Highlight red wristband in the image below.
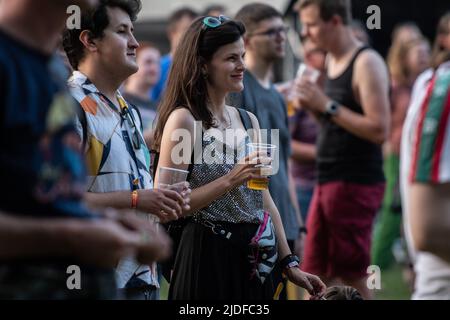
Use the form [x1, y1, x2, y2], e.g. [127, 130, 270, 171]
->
[131, 190, 139, 209]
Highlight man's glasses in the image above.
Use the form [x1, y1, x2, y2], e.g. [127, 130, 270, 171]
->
[202, 15, 230, 29]
[250, 26, 290, 38]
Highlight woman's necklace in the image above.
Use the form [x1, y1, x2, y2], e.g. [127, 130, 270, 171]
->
[215, 108, 232, 130]
[224, 108, 232, 130]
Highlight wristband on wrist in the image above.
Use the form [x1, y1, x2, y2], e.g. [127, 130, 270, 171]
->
[299, 226, 308, 235]
[280, 254, 300, 272]
[131, 190, 139, 209]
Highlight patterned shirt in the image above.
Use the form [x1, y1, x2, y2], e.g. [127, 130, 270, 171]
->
[68, 71, 158, 289]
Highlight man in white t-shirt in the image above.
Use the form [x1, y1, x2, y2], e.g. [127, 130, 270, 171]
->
[400, 60, 450, 299]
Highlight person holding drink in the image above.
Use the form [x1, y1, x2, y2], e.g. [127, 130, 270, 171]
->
[288, 36, 326, 222]
[62, 0, 190, 300]
[153, 15, 326, 300]
[246, 143, 276, 191]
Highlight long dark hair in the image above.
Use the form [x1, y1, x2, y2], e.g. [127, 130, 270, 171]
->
[153, 17, 245, 151]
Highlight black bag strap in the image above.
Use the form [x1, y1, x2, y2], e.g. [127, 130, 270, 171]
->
[236, 107, 253, 131]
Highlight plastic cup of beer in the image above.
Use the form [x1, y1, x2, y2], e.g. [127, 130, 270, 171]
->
[286, 90, 299, 117]
[276, 81, 297, 117]
[246, 143, 276, 191]
[158, 167, 189, 190]
[296, 63, 320, 83]
[286, 64, 320, 115]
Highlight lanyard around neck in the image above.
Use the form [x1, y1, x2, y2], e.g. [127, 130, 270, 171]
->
[98, 92, 145, 189]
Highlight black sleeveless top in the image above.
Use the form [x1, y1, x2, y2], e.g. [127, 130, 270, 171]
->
[317, 46, 385, 184]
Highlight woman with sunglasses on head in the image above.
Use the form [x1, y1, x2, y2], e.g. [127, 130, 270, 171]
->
[153, 16, 326, 300]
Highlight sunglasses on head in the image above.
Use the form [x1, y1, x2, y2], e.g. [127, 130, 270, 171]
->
[202, 15, 230, 29]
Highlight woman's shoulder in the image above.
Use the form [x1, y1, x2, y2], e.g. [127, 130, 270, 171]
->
[167, 106, 196, 127]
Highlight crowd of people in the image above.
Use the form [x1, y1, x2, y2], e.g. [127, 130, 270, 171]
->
[0, 0, 449, 300]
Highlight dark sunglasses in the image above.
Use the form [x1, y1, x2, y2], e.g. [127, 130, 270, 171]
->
[202, 15, 230, 29]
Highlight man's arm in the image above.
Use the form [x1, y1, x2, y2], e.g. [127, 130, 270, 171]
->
[84, 189, 188, 222]
[298, 50, 390, 145]
[0, 212, 76, 259]
[0, 211, 171, 267]
[329, 51, 390, 144]
[409, 183, 450, 263]
[291, 140, 316, 164]
[340, 50, 391, 144]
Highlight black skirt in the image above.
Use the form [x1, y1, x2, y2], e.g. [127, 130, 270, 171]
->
[169, 221, 279, 300]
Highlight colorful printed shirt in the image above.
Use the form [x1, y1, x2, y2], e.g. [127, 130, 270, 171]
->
[68, 71, 158, 289]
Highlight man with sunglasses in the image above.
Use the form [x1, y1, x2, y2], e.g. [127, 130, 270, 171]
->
[232, 3, 306, 300]
[63, 0, 191, 300]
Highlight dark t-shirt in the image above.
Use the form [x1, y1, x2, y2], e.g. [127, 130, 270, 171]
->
[228, 71, 299, 240]
[0, 29, 95, 219]
[319, 47, 385, 184]
[0, 30, 115, 299]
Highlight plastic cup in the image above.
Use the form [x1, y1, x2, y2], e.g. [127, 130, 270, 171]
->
[158, 167, 189, 190]
[246, 143, 277, 191]
[296, 63, 320, 83]
[286, 64, 320, 114]
[276, 81, 297, 117]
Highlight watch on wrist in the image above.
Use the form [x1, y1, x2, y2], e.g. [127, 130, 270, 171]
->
[299, 226, 308, 235]
[324, 100, 340, 119]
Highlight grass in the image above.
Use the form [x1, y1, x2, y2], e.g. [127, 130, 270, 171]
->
[374, 263, 412, 300]
[160, 278, 169, 300]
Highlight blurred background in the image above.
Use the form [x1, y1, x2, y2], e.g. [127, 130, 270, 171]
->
[131, 0, 448, 300]
[134, 0, 448, 82]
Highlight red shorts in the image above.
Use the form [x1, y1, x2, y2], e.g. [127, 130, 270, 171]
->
[302, 181, 385, 280]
